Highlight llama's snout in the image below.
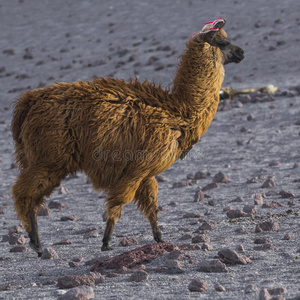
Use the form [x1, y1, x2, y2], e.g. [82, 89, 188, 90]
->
[233, 46, 244, 63]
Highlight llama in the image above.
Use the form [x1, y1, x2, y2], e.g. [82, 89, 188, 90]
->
[11, 18, 244, 256]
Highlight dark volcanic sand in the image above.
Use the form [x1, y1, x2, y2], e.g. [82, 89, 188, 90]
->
[0, 0, 300, 299]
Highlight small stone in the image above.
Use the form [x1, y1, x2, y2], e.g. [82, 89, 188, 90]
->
[57, 275, 95, 289]
[173, 181, 188, 188]
[168, 201, 178, 207]
[23, 48, 33, 59]
[223, 206, 232, 212]
[3, 49, 15, 55]
[53, 239, 72, 245]
[215, 283, 226, 292]
[235, 226, 248, 234]
[198, 221, 217, 230]
[253, 244, 273, 251]
[60, 215, 77, 221]
[201, 243, 213, 251]
[41, 247, 59, 259]
[293, 163, 299, 168]
[232, 196, 244, 202]
[237, 244, 245, 252]
[120, 237, 139, 247]
[279, 190, 295, 198]
[188, 279, 208, 292]
[128, 271, 149, 282]
[288, 201, 296, 207]
[247, 177, 260, 184]
[183, 212, 201, 218]
[247, 114, 254, 121]
[213, 171, 233, 183]
[283, 234, 291, 240]
[194, 189, 204, 202]
[37, 206, 51, 216]
[261, 178, 276, 188]
[179, 244, 201, 251]
[68, 261, 79, 268]
[9, 245, 30, 253]
[207, 200, 215, 206]
[187, 173, 195, 179]
[155, 174, 168, 182]
[179, 234, 193, 241]
[60, 186, 67, 194]
[254, 238, 271, 244]
[8, 225, 23, 234]
[197, 259, 228, 273]
[259, 288, 271, 300]
[218, 248, 251, 265]
[0, 207, 5, 214]
[226, 209, 247, 219]
[48, 201, 63, 210]
[194, 171, 207, 179]
[164, 260, 185, 274]
[166, 250, 185, 260]
[268, 287, 287, 295]
[255, 221, 280, 232]
[202, 182, 218, 191]
[262, 201, 283, 208]
[58, 286, 94, 300]
[245, 284, 258, 294]
[8, 233, 26, 245]
[243, 205, 257, 216]
[75, 226, 97, 234]
[89, 272, 105, 284]
[254, 193, 264, 205]
[192, 234, 210, 243]
[83, 231, 99, 239]
[268, 161, 281, 167]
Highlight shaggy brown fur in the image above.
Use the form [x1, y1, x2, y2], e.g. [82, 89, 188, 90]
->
[11, 19, 244, 255]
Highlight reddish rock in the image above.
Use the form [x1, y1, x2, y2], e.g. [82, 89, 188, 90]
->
[255, 221, 280, 232]
[57, 275, 95, 289]
[279, 190, 295, 198]
[91, 243, 179, 272]
[8, 225, 24, 234]
[253, 244, 273, 251]
[254, 193, 264, 205]
[261, 178, 276, 188]
[179, 244, 201, 251]
[120, 237, 139, 247]
[194, 189, 204, 202]
[192, 234, 210, 244]
[8, 233, 26, 245]
[41, 247, 59, 259]
[213, 171, 233, 183]
[188, 279, 208, 292]
[262, 201, 283, 208]
[53, 239, 72, 245]
[215, 283, 226, 292]
[183, 212, 201, 218]
[226, 209, 247, 219]
[218, 248, 251, 265]
[9, 245, 30, 253]
[202, 182, 218, 191]
[58, 286, 94, 300]
[197, 259, 228, 273]
[60, 215, 77, 221]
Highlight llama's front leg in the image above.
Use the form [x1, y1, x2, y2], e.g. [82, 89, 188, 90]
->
[135, 177, 165, 244]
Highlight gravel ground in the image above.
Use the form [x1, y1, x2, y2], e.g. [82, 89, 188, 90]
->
[0, 0, 300, 299]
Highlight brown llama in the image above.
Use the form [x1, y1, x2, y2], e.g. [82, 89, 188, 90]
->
[11, 18, 244, 256]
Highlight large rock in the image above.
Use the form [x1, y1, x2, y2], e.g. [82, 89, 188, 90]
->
[57, 275, 95, 289]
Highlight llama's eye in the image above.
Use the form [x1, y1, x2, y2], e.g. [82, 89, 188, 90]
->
[217, 41, 229, 49]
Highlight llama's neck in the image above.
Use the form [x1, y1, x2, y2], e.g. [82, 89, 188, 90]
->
[171, 39, 224, 120]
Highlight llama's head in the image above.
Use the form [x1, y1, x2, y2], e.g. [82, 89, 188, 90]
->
[193, 18, 244, 65]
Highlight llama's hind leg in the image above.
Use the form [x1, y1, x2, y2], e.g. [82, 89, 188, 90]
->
[12, 167, 66, 256]
[135, 177, 164, 243]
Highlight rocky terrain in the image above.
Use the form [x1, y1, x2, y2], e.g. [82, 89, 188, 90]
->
[0, 0, 300, 299]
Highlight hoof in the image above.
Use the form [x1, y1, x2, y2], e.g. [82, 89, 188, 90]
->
[38, 251, 42, 257]
[101, 245, 113, 251]
[29, 241, 42, 256]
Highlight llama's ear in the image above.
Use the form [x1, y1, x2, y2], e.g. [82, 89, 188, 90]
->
[200, 18, 226, 44]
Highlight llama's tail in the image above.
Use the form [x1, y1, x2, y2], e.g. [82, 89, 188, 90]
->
[11, 91, 32, 168]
